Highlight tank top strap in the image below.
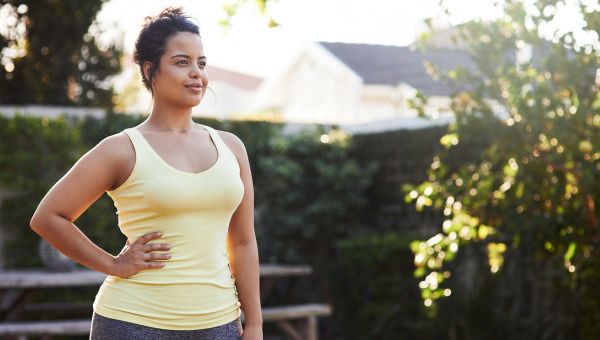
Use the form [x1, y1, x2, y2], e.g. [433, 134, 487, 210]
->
[123, 127, 148, 153]
[121, 127, 156, 164]
[199, 124, 226, 152]
[199, 124, 241, 173]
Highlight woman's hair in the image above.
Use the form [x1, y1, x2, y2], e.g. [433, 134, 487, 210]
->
[133, 7, 200, 94]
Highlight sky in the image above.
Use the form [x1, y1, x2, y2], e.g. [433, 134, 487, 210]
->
[1, 0, 595, 87]
[95, 0, 505, 80]
[90, 0, 596, 113]
[0, 0, 596, 116]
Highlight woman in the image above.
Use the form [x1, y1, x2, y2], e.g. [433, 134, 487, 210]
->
[29, 7, 262, 340]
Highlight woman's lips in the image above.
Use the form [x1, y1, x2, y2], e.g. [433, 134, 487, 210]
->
[184, 85, 202, 94]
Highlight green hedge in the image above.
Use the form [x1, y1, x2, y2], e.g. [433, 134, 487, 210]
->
[331, 231, 433, 339]
[0, 112, 377, 301]
[5, 112, 597, 339]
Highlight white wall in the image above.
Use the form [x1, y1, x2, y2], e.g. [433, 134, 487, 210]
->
[0, 105, 106, 119]
[254, 42, 363, 124]
[192, 80, 260, 120]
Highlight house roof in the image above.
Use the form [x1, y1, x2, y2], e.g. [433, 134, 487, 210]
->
[205, 64, 264, 91]
[318, 41, 475, 96]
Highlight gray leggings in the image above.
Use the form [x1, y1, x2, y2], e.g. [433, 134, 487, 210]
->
[89, 312, 243, 340]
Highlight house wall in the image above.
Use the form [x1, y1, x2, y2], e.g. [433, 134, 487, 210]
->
[253, 42, 467, 125]
[192, 80, 259, 120]
[254, 43, 363, 124]
[357, 84, 403, 122]
[354, 83, 455, 123]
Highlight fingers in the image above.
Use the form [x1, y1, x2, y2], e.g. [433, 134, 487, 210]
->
[132, 231, 163, 245]
[142, 242, 171, 253]
[133, 232, 171, 252]
[143, 252, 172, 261]
[146, 262, 166, 269]
[127, 232, 172, 271]
[133, 250, 170, 271]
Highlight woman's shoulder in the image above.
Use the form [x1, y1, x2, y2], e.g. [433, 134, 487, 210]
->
[98, 130, 135, 160]
[93, 131, 136, 191]
[209, 127, 247, 160]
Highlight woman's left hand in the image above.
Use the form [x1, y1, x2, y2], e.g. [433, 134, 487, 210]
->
[241, 324, 263, 340]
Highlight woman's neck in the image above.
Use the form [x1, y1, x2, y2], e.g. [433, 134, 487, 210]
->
[144, 102, 195, 132]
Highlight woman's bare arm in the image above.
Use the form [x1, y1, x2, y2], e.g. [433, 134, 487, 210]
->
[223, 131, 263, 329]
[30, 133, 132, 275]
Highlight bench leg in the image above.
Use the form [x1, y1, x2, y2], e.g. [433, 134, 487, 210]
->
[275, 317, 319, 340]
[1, 289, 34, 321]
[275, 320, 303, 340]
[304, 316, 318, 340]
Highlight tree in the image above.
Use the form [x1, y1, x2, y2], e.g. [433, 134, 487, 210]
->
[405, 0, 599, 338]
[218, 0, 279, 29]
[0, 0, 122, 108]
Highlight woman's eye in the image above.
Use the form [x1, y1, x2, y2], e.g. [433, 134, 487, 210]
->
[177, 60, 188, 65]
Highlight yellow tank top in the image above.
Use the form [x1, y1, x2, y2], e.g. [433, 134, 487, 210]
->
[92, 124, 244, 330]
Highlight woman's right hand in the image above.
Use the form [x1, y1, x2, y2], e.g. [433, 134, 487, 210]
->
[111, 231, 171, 279]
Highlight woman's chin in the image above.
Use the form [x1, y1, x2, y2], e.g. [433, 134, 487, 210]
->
[181, 96, 202, 107]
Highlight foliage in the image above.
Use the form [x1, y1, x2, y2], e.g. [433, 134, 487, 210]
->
[404, 0, 600, 338]
[219, 0, 279, 28]
[0, 112, 137, 267]
[0, 0, 122, 107]
[0, 114, 84, 267]
[578, 255, 600, 338]
[256, 126, 372, 259]
[254, 124, 378, 299]
[331, 232, 432, 340]
[348, 125, 449, 235]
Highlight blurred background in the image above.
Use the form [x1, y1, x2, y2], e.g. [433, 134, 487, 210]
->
[0, 0, 598, 339]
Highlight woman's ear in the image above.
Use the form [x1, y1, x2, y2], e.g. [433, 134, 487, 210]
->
[143, 61, 153, 81]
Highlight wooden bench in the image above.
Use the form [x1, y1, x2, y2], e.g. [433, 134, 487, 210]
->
[0, 319, 90, 338]
[0, 303, 332, 340]
[242, 303, 332, 340]
[0, 266, 329, 338]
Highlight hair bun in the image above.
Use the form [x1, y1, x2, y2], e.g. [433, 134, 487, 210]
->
[159, 6, 186, 18]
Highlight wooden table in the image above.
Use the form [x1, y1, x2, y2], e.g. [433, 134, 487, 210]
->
[0, 264, 312, 288]
[0, 264, 331, 340]
[0, 264, 312, 322]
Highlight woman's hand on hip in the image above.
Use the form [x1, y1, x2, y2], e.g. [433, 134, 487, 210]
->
[110, 231, 171, 278]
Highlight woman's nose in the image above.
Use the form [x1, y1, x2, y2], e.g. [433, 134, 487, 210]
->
[190, 64, 202, 77]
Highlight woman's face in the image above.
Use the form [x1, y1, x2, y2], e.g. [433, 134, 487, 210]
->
[144, 31, 209, 107]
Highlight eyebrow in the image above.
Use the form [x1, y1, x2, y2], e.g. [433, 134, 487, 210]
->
[171, 54, 207, 60]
